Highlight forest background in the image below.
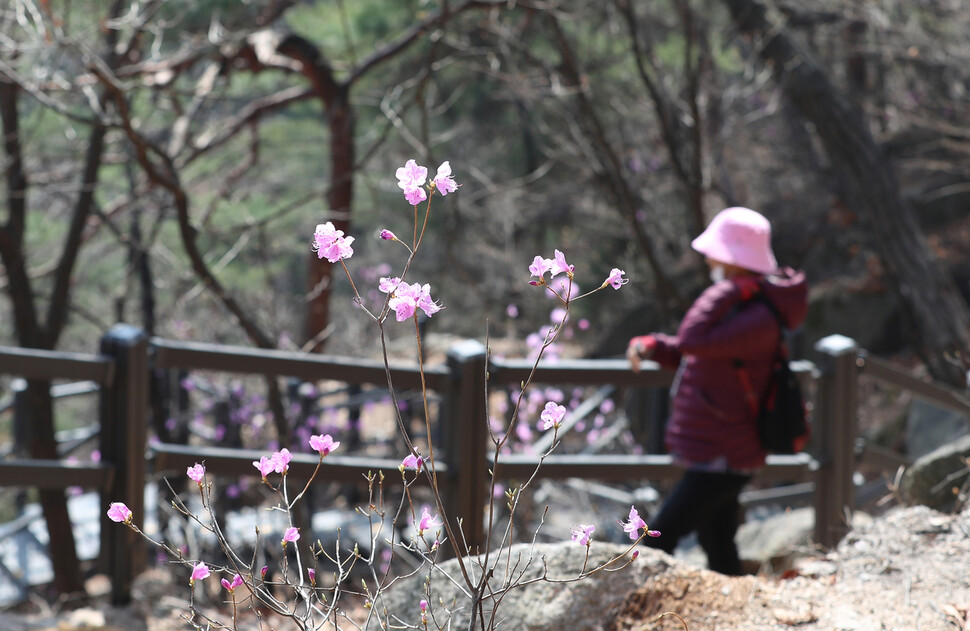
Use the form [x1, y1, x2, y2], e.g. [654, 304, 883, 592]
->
[2, 0, 970, 598]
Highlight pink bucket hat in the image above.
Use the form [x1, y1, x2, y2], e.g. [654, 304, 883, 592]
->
[691, 207, 778, 274]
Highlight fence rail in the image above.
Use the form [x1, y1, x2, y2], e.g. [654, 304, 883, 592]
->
[0, 327, 946, 604]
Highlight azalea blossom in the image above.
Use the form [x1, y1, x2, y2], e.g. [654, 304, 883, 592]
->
[221, 574, 243, 592]
[308, 568, 316, 584]
[621, 505, 648, 540]
[604, 268, 628, 290]
[253, 455, 274, 479]
[432, 161, 458, 196]
[282, 527, 300, 546]
[106, 502, 132, 524]
[379, 276, 402, 293]
[270, 448, 292, 474]
[396, 159, 428, 205]
[384, 280, 442, 322]
[401, 453, 424, 471]
[186, 463, 205, 484]
[538, 401, 566, 431]
[571, 524, 595, 546]
[549, 249, 574, 277]
[379, 229, 397, 241]
[417, 506, 441, 534]
[309, 434, 340, 457]
[190, 562, 210, 585]
[312, 222, 355, 263]
[529, 255, 552, 282]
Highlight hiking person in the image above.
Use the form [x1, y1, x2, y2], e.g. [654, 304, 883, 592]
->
[626, 206, 808, 575]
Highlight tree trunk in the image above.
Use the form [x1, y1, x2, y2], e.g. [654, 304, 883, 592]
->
[26, 380, 85, 595]
[306, 93, 353, 350]
[722, 0, 970, 386]
[0, 78, 86, 596]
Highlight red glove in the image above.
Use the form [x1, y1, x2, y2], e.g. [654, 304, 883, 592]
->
[733, 275, 761, 301]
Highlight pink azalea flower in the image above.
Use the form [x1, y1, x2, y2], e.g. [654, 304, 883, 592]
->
[260, 565, 268, 579]
[387, 281, 442, 322]
[529, 255, 552, 281]
[417, 506, 441, 534]
[401, 453, 424, 471]
[621, 505, 648, 540]
[420, 599, 428, 613]
[538, 401, 566, 431]
[253, 455, 274, 479]
[571, 524, 595, 546]
[190, 562, 210, 584]
[221, 573, 243, 592]
[647, 529, 661, 537]
[186, 463, 205, 484]
[309, 434, 340, 457]
[308, 568, 316, 584]
[432, 161, 458, 196]
[396, 159, 428, 205]
[282, 526, 300, 546]
[604, 268, 628, 290]
[549, 250, 574, 277]
[404, 187, 427, 205]
[379, 276, 402, 293]
[270, 448, 292, 474]
[106, 502, 132, 524]
[379, 229, 397, 241]
[312, 222, 355, 263]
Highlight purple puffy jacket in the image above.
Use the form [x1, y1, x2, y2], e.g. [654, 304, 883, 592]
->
[649, 268, 808, 470]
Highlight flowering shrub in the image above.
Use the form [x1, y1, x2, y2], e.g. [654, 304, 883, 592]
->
[109, 160, 655, 630]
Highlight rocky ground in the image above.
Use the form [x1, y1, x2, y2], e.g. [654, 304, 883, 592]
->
[611, 504, 970, 631]
[3, 503, 970, 630]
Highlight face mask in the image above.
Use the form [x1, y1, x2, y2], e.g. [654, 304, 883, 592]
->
[709, 265, 726, 284]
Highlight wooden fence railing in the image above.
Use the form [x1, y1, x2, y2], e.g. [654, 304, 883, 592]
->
[1, 326, 966, 604]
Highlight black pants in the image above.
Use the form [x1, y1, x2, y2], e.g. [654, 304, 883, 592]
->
[643, 469, 752, 575]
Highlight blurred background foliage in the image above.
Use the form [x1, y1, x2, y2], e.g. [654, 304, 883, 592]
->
[1, 0, 969, 363]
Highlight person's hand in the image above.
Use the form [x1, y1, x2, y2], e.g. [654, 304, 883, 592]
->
[626, 335, 656, 373]
[733, 275, 761, 301]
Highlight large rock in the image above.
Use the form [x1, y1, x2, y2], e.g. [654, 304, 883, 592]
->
[901, 433, 970, 510]
[377, 542, 671, 631]
[905, 398, 968, 459]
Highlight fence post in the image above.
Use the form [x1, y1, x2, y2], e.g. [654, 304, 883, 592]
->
[443, 339, 488, 555]
[812, 334, 859, 548]
[98, 324, 149, 605]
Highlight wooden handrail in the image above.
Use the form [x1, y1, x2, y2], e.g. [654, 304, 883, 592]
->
[490, 453, 816, 483]
[0, 461, 113, 490]
[858, 352, 970, 417]
[151, 337, 450, 391]
[0, 346, 114, 384]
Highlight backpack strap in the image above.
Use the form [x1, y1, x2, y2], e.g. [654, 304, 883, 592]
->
[733, 292, 787, 417]
[734, 359, 760, 418]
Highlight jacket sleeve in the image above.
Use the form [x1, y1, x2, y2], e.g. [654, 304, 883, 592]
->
[674, 280, 778, 359]
[649, 332, 683, 370]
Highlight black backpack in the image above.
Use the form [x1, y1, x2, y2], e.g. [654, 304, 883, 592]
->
[734, 295, 810, 454]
